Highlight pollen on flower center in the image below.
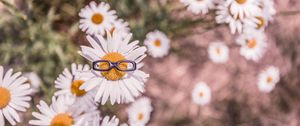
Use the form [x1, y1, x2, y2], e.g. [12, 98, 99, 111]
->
[199, 91, 204, 97]
[256, 16, 265, 29]
[137, 113, 144, 121]
[216, 48, 221, 55]
[91, 13, 104, 24]
[0, 87, 11, 109]
[247, 39, 257, 48]
[71, 80, 86, 97]
[154, 40, 161, 47]
[267, 76, 273, 84]
[236, 0, 247, 4]
[100, 52, 127, 81]
[51, 113, 74, 126]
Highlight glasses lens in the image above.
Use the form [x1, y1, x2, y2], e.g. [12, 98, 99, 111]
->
[94, 61, 110, 71]
[117, 61, 135, 71]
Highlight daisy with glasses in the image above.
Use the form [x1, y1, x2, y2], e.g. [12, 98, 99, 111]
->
[0, 66, 32, 126]
[78, 30, 149, 105]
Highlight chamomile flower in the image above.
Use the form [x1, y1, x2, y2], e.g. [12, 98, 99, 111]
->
[127, 97, 153, 126]
[236, 29, 267, 61]
[144, 30, 170, 58]
[192, 82, 211, 106]
[23, 72, 41, 94]
[29, 96, 96, 126]
[259, 0, 276, 22]
[226, 0, 260, 19]
[101, 116, 119, 126]
[258, 66, 280, 93]
[180, 0, 215, 14]
[54, 63, 96, 112]
[216, 3, 257, 34]
[79, 1, 117, 35]
[208, 42, 229, 63]
[78, 30, 149, 105]
[0, 66, 32, 126]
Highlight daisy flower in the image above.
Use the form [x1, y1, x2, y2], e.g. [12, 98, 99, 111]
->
[258, 66, 280, 93]
[208, 42, 229, 63]
[110, 19, 130, 38]
[127, 97, 153, 126]
[23, 72, 41, 94]
[216, 2, 257, 34]
[79, 1, 117, 35]
[180, 0, 215, 14]
[236, 29, 267, 61]
[54, 63, 97, 112]
[226, 0, 260, 19]
[78, 30, 149, 105]
[101, 116, 119, 126]
[192, 82, 211, 106]
[258, 0, 276, 22]
[144, 30, 170, 58]
[0, 66, 32, 126]
[29, 96, 98, 126]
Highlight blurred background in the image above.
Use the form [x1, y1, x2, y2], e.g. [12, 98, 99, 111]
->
[0, 0, 299, 126]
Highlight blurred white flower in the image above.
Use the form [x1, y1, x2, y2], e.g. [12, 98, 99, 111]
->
[23, 72, 41, 94]
[127, 97, 153, 126]
[258, 66, 280, 93]
[0, 66, 32, 126]
[101, 116, 119, 126]
[30, 96, 99, 126]
[208, 42, 229, 63]
[78, 30, 149, 105]
[259, 0, 276, 22]
[225, 0, 260, 19]
[236, 29, 267, 61]
[180, 0, 215, 14]
[144, 30, 170, 58]
[54, 63, 97, 112]
[110, 19, 130, 38]
[192, 82, 211, 106]
[79, 1, 117, 35]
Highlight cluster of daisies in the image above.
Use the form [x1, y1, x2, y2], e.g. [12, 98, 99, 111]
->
[181, 0, 280, 105]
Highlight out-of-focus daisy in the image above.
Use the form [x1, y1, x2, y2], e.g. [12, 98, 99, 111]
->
[29, 96, 97, 126]
[226, 0, 260, 19]
[259, 0, 276, 22]
[79, 1, 117, 35]
[0, 66, 32, 126]
[216, 2, 257, 34]
[208, 42, 229, 63]
[192, 82, 211, 106]
[127, 97, 153, 126]
[236, 29, 267, 61]
[258, 66, 280, 93]
[54, 63, 96, 112]
[101, 116, 119, 126]
[79, 30, 149, 105]
[144, 30, 170, 58]
[23, 72, 41, 94]
[180, 0, 215, 14]
[110, 19, 130, 38]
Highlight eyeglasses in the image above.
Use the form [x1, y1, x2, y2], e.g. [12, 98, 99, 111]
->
[92, 60, 137, 71]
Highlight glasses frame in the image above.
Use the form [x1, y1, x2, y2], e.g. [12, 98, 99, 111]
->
[92, 60, 137, 72]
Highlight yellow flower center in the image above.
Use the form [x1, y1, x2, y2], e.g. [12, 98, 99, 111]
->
[51, 113, 74, 126]
[267, 76, 273, 84]
[256, 16, 265, 29]
[137, 113, 144, 121]
[100, 52, 127, 81]
[235, 0, 247, 4]
[91, 13, 104, 24]
[216, 48, 221, 55]
[247, 39, 257, 48]
[71, 80, 86, 97]
[199, 91, 204, 97]
[0, 87, 11, 109]
[154, 40, 161, 47]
